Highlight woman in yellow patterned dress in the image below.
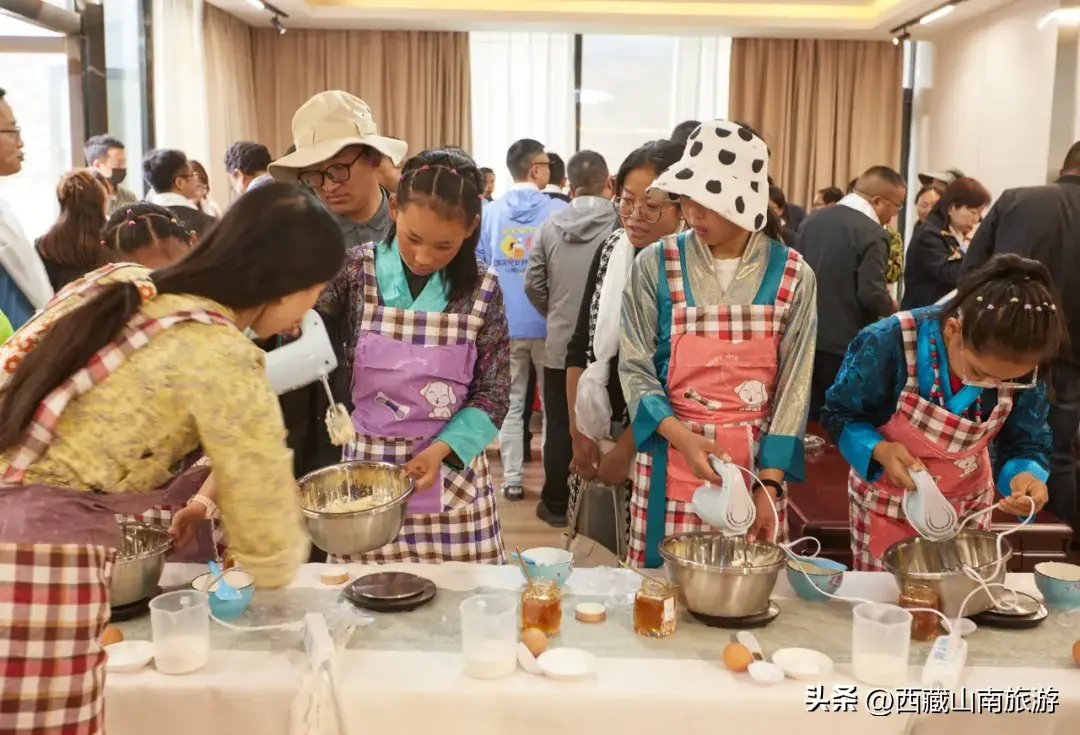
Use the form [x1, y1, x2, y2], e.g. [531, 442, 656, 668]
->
[0, 183, 344, 735]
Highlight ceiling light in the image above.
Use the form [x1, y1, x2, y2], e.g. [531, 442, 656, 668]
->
[1038, 8, 1080, 29]
[246, 0, 266, 9]
[892, 30, 910, 45]
[919, 4, 955, 24]
[271, 15, 286, 34]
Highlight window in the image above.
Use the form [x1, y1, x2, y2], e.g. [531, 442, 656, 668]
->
[0, 53, 73, 240]
[105, 0, 150, 197]
[469, 33, 732, 192]
[469, 32, 575, 198]
[579, 35, 732, 171]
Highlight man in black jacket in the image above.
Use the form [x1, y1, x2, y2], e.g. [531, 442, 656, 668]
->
[796, 165, 905, 421]
[962, 142, 1080, 530]
[143, 149, 218, 238]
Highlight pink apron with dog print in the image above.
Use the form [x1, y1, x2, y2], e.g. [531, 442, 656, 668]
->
[627, 233, 799, 567]
[847, 312, 1012, 571]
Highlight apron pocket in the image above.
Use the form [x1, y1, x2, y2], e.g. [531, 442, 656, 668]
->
[867, 511, 915, 562]
[665, 425, 754, 503]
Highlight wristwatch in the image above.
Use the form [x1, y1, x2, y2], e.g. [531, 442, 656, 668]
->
[754, 478, 785, 499]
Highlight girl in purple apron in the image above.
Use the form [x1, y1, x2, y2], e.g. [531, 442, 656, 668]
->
[315, 149, 510, 563]
[0, 184, 343, 735]
[619, 121, 818, 568]
[821, 255, 1064, 570]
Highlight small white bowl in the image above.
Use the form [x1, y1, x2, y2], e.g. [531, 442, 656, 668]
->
[105, 640, 154, 673]
[537, 648, 596, 681]
[770, 648, 834, 681]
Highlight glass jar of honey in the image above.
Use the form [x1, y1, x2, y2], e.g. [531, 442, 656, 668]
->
[634, 578, 677, 639]
[898, 582, 941, 642]
[521, 579, 562, 636]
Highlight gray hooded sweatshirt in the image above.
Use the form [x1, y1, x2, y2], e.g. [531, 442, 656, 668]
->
[524, 196, 619, 368]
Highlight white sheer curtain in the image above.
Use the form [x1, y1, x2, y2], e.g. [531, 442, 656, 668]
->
[671, 37, 732, 124]
[469, 32, 575, 198]
[151, 0, 210, 188]
[579, 35, 731, 173]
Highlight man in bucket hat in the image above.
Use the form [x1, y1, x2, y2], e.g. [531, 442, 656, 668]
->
[268, 92, 408, 502]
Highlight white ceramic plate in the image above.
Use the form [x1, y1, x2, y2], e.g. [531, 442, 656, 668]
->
[537, 648, 596, 681]
[105, 640, 154, 673]
[770, 648, 834, 681]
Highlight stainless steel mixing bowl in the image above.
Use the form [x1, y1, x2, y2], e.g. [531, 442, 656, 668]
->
[110, 522, 171, 607]
[882, 530, 1013, 618]
[658, 532, 785, 618]
[298, 460, 415, 556]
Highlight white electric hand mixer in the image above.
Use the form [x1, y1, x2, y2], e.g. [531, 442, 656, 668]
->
[692, 455, 758, 537]
[903, 469, 959, 541]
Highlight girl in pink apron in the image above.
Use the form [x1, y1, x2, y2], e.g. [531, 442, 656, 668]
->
[315, 149, 511, 563]
[619, 121, 818, 568]
[0, 184, 343, 735]
[821, 254, 1065, 571]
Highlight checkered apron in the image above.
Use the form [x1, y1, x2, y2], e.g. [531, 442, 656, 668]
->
[847, 312, 1012, 571]
[0, 301, 234, 735]
[334, 246, 505, 564]
[627, 235, 801, 567]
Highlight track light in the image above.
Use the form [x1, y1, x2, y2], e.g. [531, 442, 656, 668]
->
[271, 14, 286, 34]
[919, 4, 955, 24]
[892, 30, 910, 46]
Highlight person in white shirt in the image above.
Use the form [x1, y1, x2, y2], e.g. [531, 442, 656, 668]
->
[542, 152, 570, 203]
[0, 87, 53, 329]
[143, 148, 217, 239]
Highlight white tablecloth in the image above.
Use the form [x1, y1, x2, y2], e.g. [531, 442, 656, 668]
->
[106, 564, 1080, 735]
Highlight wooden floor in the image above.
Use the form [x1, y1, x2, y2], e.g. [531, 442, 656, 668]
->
[486, 436, 565, 551]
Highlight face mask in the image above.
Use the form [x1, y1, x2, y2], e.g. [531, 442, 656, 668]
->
[110, 167, 127, 187]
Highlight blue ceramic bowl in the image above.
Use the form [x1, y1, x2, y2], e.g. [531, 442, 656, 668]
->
[786, 556, 846, 602]
[191, 569, 255, 620]
[514, 547, 575, 587]
[1033, 562, 1080, 609]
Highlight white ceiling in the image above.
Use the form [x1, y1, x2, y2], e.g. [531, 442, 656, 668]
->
[207, 0, 1017, 39]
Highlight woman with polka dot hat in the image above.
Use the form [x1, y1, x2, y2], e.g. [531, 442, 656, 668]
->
[618, 120, 818, 567]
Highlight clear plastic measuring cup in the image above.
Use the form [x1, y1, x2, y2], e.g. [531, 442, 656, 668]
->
[460, 594, 518, 680]
[150, 590, 210, 675]
[851, 602, 912, 686]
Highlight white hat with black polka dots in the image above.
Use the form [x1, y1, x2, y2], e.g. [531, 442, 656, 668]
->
[648, 120, 771, 233]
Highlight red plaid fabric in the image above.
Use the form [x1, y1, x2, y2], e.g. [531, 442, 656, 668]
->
[626, 237, 802, 566]
[331, 245, 504, 564]
[2, 309, 234, 484]
[0, 543, 115, 735]
[847, 311, 1010, 569]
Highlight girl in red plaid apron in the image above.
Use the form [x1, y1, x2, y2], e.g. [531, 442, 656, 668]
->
[327, 153, 510, 564]
[626, 231, 803, 567]
[0, 272, 237, 735]
[622, 121, 817, 568]
[820, 258, 1065, 571]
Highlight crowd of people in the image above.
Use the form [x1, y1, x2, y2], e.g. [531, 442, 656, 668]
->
[1, 81, 1079, 732]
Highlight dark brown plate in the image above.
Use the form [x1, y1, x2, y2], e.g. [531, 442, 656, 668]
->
[985, 590, 1042, 617]
[347, 572, 429, 601]
[970, 601, 1048, 630]
[689, 600, 781, 629]
[343, 577, 436, 613]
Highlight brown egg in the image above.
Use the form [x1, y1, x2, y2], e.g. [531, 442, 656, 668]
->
[722, 642, 753, 672]
[521, 627, 548, 657]
[102, 625, 124, 647]
[1072, 640, 1080, 666]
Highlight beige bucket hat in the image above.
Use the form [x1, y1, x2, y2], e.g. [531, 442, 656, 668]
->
[268, 91, 408, 181]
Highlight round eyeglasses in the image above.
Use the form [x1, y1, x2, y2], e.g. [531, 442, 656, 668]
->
[612, 196, 675, 225]
[298, 151, 367, 189]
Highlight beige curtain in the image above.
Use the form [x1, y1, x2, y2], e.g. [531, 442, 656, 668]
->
[250, 30, 471, 162]
[203, 4, 259, 210]
[728, 38, 903, 208]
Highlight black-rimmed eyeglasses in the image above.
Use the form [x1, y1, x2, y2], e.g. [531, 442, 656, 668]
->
[299, 151, 367, 189]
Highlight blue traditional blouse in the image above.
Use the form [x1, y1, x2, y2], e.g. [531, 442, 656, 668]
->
[820, 307, 1051, 492]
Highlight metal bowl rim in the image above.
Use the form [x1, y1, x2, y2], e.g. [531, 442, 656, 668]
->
[880, 530, 1014, 579]
[116, 522, 172, 564]
[657, 532, 786, 575]
[298, 460, 416, 518]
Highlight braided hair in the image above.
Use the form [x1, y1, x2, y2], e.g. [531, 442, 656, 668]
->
[101, 202, 193, 259]
[391, 148, 485, 302]
[941, 254, 1067, 363]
